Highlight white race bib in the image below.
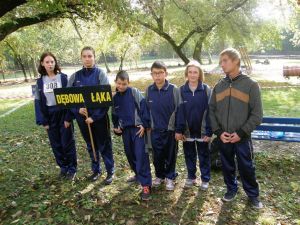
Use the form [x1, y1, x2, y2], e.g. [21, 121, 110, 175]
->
[43, 80, 62, 93]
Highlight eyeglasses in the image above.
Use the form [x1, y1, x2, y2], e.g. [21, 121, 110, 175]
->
[151, 71, 165, 76]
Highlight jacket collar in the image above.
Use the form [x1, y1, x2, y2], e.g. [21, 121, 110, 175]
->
[224, 71, 245, 82]
[82, 65, 97, 75]
[183, 81, 204, 93]
[115, 87, 130, 96]
[151, 79, 170, 91]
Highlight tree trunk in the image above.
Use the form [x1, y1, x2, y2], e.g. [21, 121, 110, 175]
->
[119, 48, 128, 71]
[192, 33, 208, 64]
[30, 57, 38, 77]
[1, 71, 4, 82]
[16, 56, 28, 82]
[161, 33, 190, 64]
[101, 52, 111, 73]
[208, 51, 213, 65]
[119, 56, 124, 71]
[26, 59, 32, 79]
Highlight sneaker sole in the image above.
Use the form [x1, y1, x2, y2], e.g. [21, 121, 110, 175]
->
[141, 196, 151, 201]
[166, 187, 175, 191]
[200, 186, 208, 191]
[252, 205, 263, 209]
[222, 196, 236, 202]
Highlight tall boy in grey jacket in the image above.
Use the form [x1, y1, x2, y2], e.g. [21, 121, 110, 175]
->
[209, 48, 263, 209]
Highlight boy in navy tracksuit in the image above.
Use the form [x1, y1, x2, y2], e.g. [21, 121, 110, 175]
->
[35, 52, 77, 180]
[176, 61, 212, 190]
[145, 61, 181, 191]
[112, 70, 152, 201]
[65, 46, 114, 184]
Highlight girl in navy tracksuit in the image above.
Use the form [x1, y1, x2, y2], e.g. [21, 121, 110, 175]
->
[176, 61, 212, 190]
[65, 46, 114, 184]
[34, 52, 77, 180]
[112, 70, 152, 201]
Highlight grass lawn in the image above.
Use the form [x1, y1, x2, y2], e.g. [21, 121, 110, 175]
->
[0, 72, 299, 224]
[0, 99, 29, 115]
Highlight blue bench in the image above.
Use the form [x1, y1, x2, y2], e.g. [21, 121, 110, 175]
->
[252, 117, 300, 142]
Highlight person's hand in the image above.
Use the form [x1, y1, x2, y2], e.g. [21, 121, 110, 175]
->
[230, 132, 241, 143]
[175, 133, 183, 141]
[79, 108, 87, 117]
[136, 125, 145, 137]
[203, 136, 211, 143]
[43, 125, 49, 130]
[85, 117, 94, 125]
[113, 127, 122, 134]
[220, 132, 231, 143]
[64, 121, 71, 128]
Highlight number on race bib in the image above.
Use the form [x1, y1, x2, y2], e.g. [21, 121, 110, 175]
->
[44, 81, 61, 93]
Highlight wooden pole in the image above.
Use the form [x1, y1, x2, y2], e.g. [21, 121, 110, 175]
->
[85, 109, 97, 162]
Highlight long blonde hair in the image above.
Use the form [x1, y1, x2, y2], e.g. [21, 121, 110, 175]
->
[185, 60, 204, 82]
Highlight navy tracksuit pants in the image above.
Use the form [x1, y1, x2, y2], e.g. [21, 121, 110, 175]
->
[122, 127, 152, 187]
[151, 130, 178, 180]
[76, 114, 114, 175]
[183, 141, 210, 182]
[219, 140, 259, 197]
[47, 107, 77, 174]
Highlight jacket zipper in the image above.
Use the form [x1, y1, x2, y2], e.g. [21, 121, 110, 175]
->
[227, 79, 232, 132]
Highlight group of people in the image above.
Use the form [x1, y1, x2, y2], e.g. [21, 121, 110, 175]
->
[34, 47, 263, 208]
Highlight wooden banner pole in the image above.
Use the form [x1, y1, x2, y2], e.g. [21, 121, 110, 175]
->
[85, 109, 97, 162]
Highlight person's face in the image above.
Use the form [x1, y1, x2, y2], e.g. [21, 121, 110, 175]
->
[115, 78, 129, 93]
[41, 56, 55, 74]
[187, 66, 200, 83]
[81, 50, 95, 68]
[220, 54, 239, 74]
[151, 68, 167, 86]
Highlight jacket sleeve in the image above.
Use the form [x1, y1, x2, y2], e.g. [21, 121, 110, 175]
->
[132, 88, 151, 128]
[173, 86, 183, 132]
[236, 82, 263, 138]
[209, 86, 224, 137]
[90, 69, 110, 121]
[201, 85, 213, 137]
[175, 87, 185, 134]
[64, 73, 76, 122]
[111, 96, 119, 128]
[34, 82, 48, 126]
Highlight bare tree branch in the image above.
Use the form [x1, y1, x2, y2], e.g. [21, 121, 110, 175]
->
[0, 0, 27, 18]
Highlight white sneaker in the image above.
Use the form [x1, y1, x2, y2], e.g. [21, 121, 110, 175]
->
[152, 177, 163, 187]
[184, 179, 197, 188]
[165, 178, 175, 191]
[200, 181, 209, 190]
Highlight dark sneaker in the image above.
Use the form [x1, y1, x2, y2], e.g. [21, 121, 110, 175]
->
[104, 173, 113, 185]
[222, 191, 237, 202]
[249, 197, 263, 209]
[127, 176, 137, 183]
[141, 186, 151, 201]
[89, 172, 101, 182]
[66, 173, 76, 182]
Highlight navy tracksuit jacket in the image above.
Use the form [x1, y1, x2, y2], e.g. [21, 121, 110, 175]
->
[34, 73, 77, 175]
[145, 80, 181, 180]
[112, 87, 152, 186]
[176, 81, 212, 181]
[66, 66, 114, 175]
